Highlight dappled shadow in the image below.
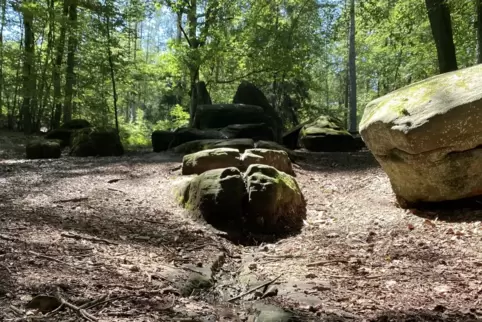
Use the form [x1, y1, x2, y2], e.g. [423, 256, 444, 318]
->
[408, 197, 482, 223]
[370, 309, 481, 321]
[295, 150, 380, 173]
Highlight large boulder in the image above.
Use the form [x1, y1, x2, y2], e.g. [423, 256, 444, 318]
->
[195, 81, 212, 106]
[170, 127, 226, 148]
[177, 167, 246, 229]
[152, 130, 175, 152]
[300, 115, 359, 152]
[193, 104, 268, 130]
[220, 123, 275, 141]
[233, 81, 284, 141]
[241, 149, 295, 176]
[70, 128, 124, 157]
[282, 122, 308, 150]
[44, 119, 91, 147]
[182, 148, 242, 175]
[26, 140, 61, 159]
[360, 65, 482, 207]
[60, 119, 91, 130]
[254, 140, 299, 161]
[173, 138, 255, 154]
[244, 164, 306, 233]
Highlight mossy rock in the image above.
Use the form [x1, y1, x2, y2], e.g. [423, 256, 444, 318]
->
[177, 167, 246, 229]
[60, 119, 91, 130]
[193, 104, 268, 130]
[182, 148, 242, 175]
[26, 140, 61, 159]
[44, 128, 75, 147]
[254, 140, 299, 161]
[220, 123, 275, 141]
[70, 128, 124, 157]
[244, 164, 306, 234]
[360, 64, 482, 206]
[173, 138, 254, 154]
[242, 149, 295, 176]
[299, 115, 360, 152]
[151, 130, 174, 152]
[170, 127, 226, 149]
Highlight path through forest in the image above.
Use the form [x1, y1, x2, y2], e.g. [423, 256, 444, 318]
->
[1, 131, 481, 321]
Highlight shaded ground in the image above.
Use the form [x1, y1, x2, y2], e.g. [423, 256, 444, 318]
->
[1, 130, 481, 321]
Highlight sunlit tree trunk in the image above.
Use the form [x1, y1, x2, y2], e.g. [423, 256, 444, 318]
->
[348, 0, 357, 133]
[424, 0, 458, 73]
[64, 0, 78, 124]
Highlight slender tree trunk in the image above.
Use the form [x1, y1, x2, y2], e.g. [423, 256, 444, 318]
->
[424, 0, 458, 73]
[52, 0, 68, 129]
[348, 0, 357, 133]
[0, 0, 6, 119]
[188, 0, 199, 126]
[63, 1, 77, 124]
[477, 0, 482, 63]
[176, 11, 182, 42]
[21, 3, 36, 134]
[106, 3, 119, 133]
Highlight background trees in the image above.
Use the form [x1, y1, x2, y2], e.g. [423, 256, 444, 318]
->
[0, 0, 480, 142]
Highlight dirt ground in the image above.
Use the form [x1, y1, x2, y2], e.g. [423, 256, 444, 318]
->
[1, 130, 481, 321]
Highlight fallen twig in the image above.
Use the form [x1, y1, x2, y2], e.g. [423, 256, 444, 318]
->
[56, 289, 98, 322]
[107, 187, 126, 194]
[0, 234, 19, 242]
[61, 232, 118, 245]
[1, 263, 12, 274]
[228, 274, 283, 302]
[53, 197, 89, 203]
[28, 251, 72, 266]
[84, 295, 129, 310]
[307, 259, 348, 267]
[107, 179, 122, 183]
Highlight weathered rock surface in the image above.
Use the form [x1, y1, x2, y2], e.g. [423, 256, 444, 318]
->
[242, 149, 295, 176]
[282, 122, 307, 149]
[300, 115, 359, 152]
[44, 119, 91, 148]
[195, 81, 212, 106]
[360, 65, 482, 206]
[254, 140, 299, 161]
[220, 123, 275, 142]
[233, 81, 284, 141]
[70, 128, 124, 157]
[177, 167, 246, 229]
[193, 104, 268, 131]
[170, 127, 226, 148]
[173, 138, 254, 154]
[182, 148, 242, 175]
[151, 130, 175, 152]
[244, 164, 306, 233]
[26, 140, 61, 159]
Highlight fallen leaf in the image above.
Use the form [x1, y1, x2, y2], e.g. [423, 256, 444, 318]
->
[423, 219, 436, 229]
[407, 223, 415, 231]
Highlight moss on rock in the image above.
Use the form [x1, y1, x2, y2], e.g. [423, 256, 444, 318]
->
[26, 140, 61, 159]
[70, 127, 124, 157]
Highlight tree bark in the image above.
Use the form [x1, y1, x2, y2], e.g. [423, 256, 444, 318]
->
[20, 3, 36, 134]
[63, 0, 78, 124]
[52, 0, 69, 129]
[106, 1, 119, 133]
[477, 0, 482, 63]
[187, 0, 199, 126]
[424, 0, 458, 73]
[0, 0, 6, 119]
[348, 0, 357, 133]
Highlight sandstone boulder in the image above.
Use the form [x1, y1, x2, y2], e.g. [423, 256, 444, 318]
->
[300, 115, 360, 152]
[193, 104, 268, 131]
[182, 148, 242, 175]
[151, 130, 175, 152]
[26, 140, 61, 159]
[44, 119, 91, 147]
[220, 123, 275, 142]
[244, 164, 306, 233]
[233, 81, 284, 141]
[241, 149, 295, 176]
[254, 140, 299, 161]
[282, 122, 307, 149]
[173, 138, 254, 154]
[70, 128, 124, 157]
[170, 127, 226, 148]
[360, 64, 482, 207]
[177, 167, 246, 229]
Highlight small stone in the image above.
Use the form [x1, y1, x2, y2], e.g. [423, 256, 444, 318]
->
[248, 263, 257, 270]
[305, 273, 317, 279]
[327, 232, 339, 238]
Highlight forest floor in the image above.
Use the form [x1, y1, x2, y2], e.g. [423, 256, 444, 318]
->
[1, 130, 482, 322]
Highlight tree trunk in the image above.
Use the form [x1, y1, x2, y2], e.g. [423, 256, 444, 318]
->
[52, 0, 69, 129]
[188, 0, 199, 127]
[21, 3, 36, 134]
[106, 2, 119, 133]
[63, 1, 78, 124]
[424, 0, 458, 73]
[348, 0, 357, 133]
[477, 0, 482, 63]
[0, 0, 6, 119]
